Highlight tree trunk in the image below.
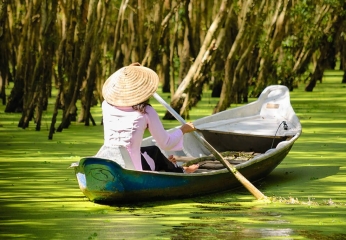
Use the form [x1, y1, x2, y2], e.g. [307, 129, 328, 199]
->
[5, 0, 34, 113]
[254, 0, 288, 95]
[19, 0, 58, 130]
[80, 0, 108, 126]
[306, 12, 344, 90]
[0, 0, 8, 105]
[57, 0, 89, 132]
[168, 10, 179, 97]
[165, 0, 229, 119]
[214, 0, 253, 113]
[141, 2, 163, 69]
[342, 41, 346, 83]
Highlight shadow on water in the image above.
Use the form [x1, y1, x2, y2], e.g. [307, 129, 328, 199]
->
[259, 165, 341, 192]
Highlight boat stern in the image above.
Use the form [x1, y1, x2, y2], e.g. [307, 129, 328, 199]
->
[70, 157, 126, 202]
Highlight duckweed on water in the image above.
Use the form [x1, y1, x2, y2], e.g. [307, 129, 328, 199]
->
[1, 77, 346, 239]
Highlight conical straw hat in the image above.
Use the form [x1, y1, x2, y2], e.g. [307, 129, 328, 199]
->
[102, 65, 159, 106]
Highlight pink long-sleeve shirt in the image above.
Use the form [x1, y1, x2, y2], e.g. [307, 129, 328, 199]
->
[102, 101, 183, 170]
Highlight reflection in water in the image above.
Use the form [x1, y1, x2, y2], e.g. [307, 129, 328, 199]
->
[243, 228, 294, 238]
[298, 231, 346, 240]
[158, 202, 346, 240]
[164, 222, 294, 239]
[164, 220, 345, 239]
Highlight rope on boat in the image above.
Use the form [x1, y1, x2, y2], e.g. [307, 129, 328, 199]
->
[270, 121, 289, 149]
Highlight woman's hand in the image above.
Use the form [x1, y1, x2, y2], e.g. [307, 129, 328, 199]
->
[180, 122, 196, 134]
[169, 155, 199, 173]
[168, 155, 177, 164]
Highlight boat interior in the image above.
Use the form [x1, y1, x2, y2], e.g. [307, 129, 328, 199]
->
[141, 85, 301, 174]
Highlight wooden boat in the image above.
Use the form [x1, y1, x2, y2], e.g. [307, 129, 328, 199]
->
[71, 85, 301, 203]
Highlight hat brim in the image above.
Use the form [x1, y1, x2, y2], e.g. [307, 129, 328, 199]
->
[102, 66, 159, 106]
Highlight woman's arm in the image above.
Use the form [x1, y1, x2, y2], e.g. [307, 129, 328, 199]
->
[145, 106, 195, 151]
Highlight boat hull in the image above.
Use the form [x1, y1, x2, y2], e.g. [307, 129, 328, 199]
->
[74, 142, 293, 203]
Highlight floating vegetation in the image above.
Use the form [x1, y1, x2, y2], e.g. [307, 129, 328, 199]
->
[269, 197, 345, 206]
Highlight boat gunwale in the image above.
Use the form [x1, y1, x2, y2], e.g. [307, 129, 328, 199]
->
[200, 129, 298, 138]
[76, 131, 300, 178]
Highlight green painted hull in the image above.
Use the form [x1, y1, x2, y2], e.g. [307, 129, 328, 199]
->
[73, 138, 296, 203]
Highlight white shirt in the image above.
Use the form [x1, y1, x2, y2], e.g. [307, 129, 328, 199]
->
[102, 101, 183, 170]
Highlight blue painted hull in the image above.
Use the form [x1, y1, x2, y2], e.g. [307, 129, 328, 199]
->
[73, 144, 293, 203]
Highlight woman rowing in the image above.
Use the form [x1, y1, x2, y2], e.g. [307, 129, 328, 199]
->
[95, 63, 199, 173]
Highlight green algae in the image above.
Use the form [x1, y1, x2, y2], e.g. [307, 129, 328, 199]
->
[1, 75, 346, 239]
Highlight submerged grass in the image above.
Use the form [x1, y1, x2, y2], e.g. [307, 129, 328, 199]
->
[1, 74, 346, 239]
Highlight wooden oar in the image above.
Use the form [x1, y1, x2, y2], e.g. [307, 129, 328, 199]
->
[153, 93, 267, 200]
